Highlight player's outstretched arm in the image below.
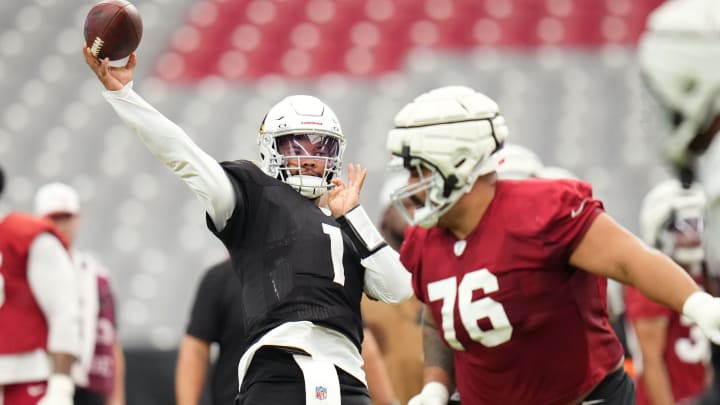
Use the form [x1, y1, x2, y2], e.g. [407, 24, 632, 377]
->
[570, 213, 720, 344]
[82, 45, 235, 231]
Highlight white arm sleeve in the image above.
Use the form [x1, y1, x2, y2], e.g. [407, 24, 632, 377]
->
[27, 234, 80, 356]
[362, 246, 413, 304]
[102, 82, 236, 231]
[338, 206, 413, 303]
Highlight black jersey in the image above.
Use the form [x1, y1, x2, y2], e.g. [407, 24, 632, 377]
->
[208, 160, 366, 354]
[186, 259, 244, 405]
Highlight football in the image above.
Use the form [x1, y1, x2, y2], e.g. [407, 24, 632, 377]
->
[83, 0, 143, 61]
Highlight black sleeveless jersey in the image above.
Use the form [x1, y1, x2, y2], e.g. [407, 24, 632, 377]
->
[207, 160, 365, 354]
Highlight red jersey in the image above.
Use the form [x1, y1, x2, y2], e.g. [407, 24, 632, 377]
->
[625, 285, 708, 405]
[87, 268, 117, 395]
[401, 179, 623, 404]
[0, 213, 67, 354]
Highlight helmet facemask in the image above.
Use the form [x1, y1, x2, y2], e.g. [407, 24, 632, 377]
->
[260, 131, 345, 199]
[641, 179, 707, 268]
[656, 208, 705, 266]
[390, 153, 497, 228]
[390, 158, 450, 228]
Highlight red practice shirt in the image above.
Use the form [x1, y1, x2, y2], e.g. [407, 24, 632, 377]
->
[401, 179, 623, 404]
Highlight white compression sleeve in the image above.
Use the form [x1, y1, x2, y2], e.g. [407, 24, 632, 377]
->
[335, 206, 413, 303]
[362, 246, 414, 304]
[103, 82, 236, 231]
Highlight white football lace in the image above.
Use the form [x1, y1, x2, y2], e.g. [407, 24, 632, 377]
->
[90, 37, 104, 57]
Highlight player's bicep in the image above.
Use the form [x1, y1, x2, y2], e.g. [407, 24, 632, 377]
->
[569, 213, 644, 284]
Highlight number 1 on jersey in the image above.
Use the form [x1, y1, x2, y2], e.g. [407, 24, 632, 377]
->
[427, 268, 513, 349]
[322, 224, 345, 286]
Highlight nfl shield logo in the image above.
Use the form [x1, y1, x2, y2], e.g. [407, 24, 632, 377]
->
[315, 386, 327, 400]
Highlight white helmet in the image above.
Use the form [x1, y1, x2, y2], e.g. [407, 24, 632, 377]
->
[537, 166, 578, 179]
[639, 0, 720, 170]
[640, 178, 707, 265]
[258, 95, 345, 199]
[495, 143, 543, 180]
[386, 86, 508, 228]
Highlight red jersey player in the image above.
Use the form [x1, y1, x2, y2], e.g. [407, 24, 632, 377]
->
[625, 179, 709, 405]
[386, 86, 720, 405]
[0, 166, 80, 405]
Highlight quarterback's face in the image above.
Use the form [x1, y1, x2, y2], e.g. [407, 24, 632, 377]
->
[277, 134, 340, 177]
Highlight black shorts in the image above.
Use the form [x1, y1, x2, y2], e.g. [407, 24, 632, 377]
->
[236, 347, 371, 405]
[447, 368, 634, 405]
[74, 387, 105, 405]
[581, 368, 636, 405]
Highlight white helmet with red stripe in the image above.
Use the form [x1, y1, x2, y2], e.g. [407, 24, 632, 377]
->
[258, 95, 345, 199]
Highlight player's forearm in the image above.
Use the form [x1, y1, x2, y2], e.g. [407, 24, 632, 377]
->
[623, 247, 700, 313]
[641, 359, 675, 405]
[108, 341, 126, 405]
[48, 353, 75, 375]
[421, 307, 454, 389]
[175, 337, 210, 405]
[102, 83, 235, 229]
[362, 329, 399, 405]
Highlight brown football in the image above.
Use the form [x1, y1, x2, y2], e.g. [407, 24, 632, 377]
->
[83, 0, 143, 61]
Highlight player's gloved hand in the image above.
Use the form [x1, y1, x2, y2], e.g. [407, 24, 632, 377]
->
[407, 382, 449, 405]
[37, 374, 75, 405]
[683, 291, 720, 344]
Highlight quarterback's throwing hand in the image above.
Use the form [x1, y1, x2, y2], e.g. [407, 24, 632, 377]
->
[327, 164, 367, 218]
[82, 44, 135, 92]
[683, 291, 720, 344]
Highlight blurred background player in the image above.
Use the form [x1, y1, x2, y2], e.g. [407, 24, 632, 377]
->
[624, 179, 710, 405]
[494, 143, 544, 180]
[360, 326, 398, 405]
[638, 0, 720, 183]
[175, 258, 243, 405]
[639, 0, 720, 400]
[0, 166, 80, 405]
[34, 182, 126, 405]
[537, 166, 579, 180]
[361, 166, 423, 405]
